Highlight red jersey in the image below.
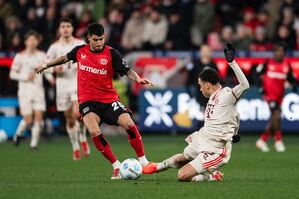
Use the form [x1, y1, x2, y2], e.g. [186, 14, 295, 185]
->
[67, 44, 130, 104]
[262, 59, 290, 104]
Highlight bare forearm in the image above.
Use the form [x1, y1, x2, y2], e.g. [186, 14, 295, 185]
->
[45, 55, 68, 68]
[127, 69, 140, 82]
[126, 69, 153, 86]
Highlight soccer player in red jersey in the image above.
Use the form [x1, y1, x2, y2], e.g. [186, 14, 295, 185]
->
[255, 43, 297, 152]
[35, 23, 153, 179]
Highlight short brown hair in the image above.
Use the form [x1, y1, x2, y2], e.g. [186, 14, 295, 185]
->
[24, 30, 40, 41]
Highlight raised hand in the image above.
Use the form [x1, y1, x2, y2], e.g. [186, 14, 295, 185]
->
[224, 43, 236, 63]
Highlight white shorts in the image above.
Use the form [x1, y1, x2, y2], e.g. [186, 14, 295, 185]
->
[56, 91, 77, 111]
[18, 90, 46, 115]
[183, 140, 232, 173]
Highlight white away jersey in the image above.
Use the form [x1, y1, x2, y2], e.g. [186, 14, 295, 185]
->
[202, 60, 250, 144]
[46, 37, 85, 93]
[202, 86, 240, 142]
[186, 61, 249, 151]
[10, 50, 46, 93]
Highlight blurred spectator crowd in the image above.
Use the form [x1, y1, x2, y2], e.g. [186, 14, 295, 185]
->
[1, 0, 299, 54]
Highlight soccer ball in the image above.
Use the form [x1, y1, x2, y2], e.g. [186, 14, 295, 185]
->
[120, 158, 142, 180]
[0, 129, 8, 143]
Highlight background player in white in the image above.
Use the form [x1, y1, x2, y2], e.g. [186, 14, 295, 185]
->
[46, 18, 90, 160]
[143, 43, 250, 182]
[10, 30, 52, 150]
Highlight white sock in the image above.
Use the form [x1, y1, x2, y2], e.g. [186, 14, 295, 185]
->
[157, 154, 182, 170]
[79, 124, 87, 142]
[15, 119, 27, 136]
[30, 121, 43, 148]
[138, 155, 149, 166]
[191, 174, 210, 182]
[112, 160, 121, 169]
[66, 121, 80, 151]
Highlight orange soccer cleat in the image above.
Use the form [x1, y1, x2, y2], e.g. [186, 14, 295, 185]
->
[142, 162, 158, 174]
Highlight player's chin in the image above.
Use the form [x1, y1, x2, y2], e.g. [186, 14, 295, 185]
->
[95, 46, 103, 51]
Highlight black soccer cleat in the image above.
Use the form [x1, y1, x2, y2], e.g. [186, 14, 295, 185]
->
[13, 135, 22, 146]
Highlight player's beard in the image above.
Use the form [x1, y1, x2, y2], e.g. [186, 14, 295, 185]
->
[94, 45, 104, 52]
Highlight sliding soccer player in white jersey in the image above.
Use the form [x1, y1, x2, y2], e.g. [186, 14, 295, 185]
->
[46, 18, 90, 160]
[10, 30, 52, 150]
[143, 43, 250, 182]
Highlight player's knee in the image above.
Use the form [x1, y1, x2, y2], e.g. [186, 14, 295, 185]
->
[66, 117, 76, 128]
[121, 121, 135, 130]
[177, 170, 190, 181]
[25, 121, 33, 127]
[126, 122, 135, 130]
[88, 128, 101, 137]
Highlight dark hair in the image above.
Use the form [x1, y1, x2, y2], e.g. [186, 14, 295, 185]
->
[198, 67, 220, 85]
[87, 23, 104, 36]
[58, 17, 74, 26]
[24, 30, 40, 41]
[274, 42, 286, 52]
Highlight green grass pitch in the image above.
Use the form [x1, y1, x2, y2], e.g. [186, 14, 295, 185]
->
[0, 135, 299, 199]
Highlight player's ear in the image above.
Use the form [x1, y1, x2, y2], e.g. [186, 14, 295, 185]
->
[206, 82, 211, 89]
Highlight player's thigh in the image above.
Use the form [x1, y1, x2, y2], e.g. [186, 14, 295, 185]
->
[56, 92, 72, 112]
[82, 112, 101, 136]
[64, 104, 76, 121]
[102, 101, 129, 126]
[32, 91, 46, 112]
[117, 113, 134, 129]
[183, 145, 199, 160]
[18, 94, 33, 116]
[271, 109, 281, 121]
[72, 100, 80, 118]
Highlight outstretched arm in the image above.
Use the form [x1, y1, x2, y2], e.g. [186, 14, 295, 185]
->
[224, 43, 250, 99]
[229, 61, 250, 98]
[35, 55, 69, 74]
[127, 69, 154, 86]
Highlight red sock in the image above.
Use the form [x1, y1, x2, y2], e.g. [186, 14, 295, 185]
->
[126, 125, 145, 157]
[274, 131, 282, 141]
[92, 134, 117, 164]
[260, 130, 271, 141]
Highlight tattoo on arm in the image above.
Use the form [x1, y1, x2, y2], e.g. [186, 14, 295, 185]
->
[46, 55, 69, 68]
[127, 69, 139, 82]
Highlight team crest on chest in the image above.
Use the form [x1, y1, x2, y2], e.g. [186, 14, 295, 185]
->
[100, 58, 108, 65]
[81, 54, 86, 59]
